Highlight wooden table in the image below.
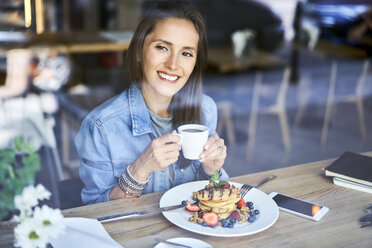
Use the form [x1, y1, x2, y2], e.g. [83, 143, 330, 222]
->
[0, 31, 132, 54]
[207, 46, 283, 73]
[1, 153, 372, 248]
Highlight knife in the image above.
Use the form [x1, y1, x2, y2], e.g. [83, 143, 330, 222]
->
[97, 203, 185, 223]
[255, 175, 277, 188]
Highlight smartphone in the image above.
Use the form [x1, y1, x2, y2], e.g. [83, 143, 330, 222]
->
[269, 192, 329, 221]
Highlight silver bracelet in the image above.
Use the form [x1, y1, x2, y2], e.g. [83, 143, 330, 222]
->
[121, 173, 144, 191]
[126, 166, 149, 186]
[118, 178, 141, 197]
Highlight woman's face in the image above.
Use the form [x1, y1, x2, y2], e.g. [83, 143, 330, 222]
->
[141, 17, 199, 103]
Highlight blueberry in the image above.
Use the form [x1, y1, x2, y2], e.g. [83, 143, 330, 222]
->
[221, 221, 228, 228]
[254, 209, 260, 215]
[221, 219, 228, 224]
[227, 223, 234, 228]
[249, 211, 256, 217]
[230, 218, 236, 224]
[211, 225, 216, 228]
[248, 216, 256, 223]
[201, 222, 208, 227]
[247, 202, 254, 208]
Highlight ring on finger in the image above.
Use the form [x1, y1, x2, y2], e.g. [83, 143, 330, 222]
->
[218, 146, 225, 153]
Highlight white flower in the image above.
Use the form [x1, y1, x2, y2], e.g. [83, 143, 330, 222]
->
[14, 186, 39, 212]
[14, 185, 51, 218]
[33, 205, 65, 239]
[14, 218, 49, 248]
[34, 184, 51, 202]
[13, 195, 33, 222]
[12, 184, 64, 248]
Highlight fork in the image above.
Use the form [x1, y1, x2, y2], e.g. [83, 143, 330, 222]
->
[240, 175, 277, 197]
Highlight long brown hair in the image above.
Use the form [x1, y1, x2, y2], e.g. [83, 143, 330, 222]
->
[126, 0, 208, 127]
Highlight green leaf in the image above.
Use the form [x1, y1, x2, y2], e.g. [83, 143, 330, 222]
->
[0, 138, 41, 218]
[209, 170, 219, 183]
[7, 166, 15, 179]
[214, 180, 229, 187]
[0, 149, 15, 164]
[13, 137, 23, 152]
[208, 170, 228, 187]
[14, 137, 35, 154]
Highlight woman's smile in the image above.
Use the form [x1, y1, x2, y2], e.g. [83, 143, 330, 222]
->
[157, 71, 180, 83]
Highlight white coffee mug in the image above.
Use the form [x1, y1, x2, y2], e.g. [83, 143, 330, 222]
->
[231, 29, 255, 58]
[176, 124, 209, 160]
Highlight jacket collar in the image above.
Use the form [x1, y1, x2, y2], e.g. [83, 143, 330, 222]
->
[128, 84, 153, 136]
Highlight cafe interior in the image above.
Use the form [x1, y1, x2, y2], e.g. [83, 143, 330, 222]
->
[1, 0, 372, 247]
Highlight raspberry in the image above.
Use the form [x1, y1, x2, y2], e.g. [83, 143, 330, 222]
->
[230, 210, 240, 220]
[221, 183, 230, 189]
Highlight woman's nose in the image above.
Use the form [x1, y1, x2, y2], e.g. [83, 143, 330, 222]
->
[165, 53, 178, 70]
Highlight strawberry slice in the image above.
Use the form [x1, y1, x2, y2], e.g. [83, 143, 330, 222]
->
[185, 201, 200, 212]
[203, 212, 219, 226]
[236, 197, 247, 209]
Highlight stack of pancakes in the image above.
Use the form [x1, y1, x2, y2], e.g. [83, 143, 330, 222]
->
[194, 183, 241, 219]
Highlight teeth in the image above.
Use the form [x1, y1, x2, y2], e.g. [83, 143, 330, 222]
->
[159, 72, 178, 81]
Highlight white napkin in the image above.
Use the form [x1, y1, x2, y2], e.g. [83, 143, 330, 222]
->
[50, 217, 123, 248]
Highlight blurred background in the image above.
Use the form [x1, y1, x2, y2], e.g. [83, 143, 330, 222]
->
[1, 0, 372, 210]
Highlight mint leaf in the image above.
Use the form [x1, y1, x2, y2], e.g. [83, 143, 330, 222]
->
[212, 170, 219, 181]
[209, 170, 219, 184]
[209, 170, 228, 187]
[215, 180, 229, 187]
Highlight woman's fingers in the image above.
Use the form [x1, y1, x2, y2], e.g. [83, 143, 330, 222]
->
[200, 146, 226, 163]
[163, 150, 180, 160]
[163, 132, 181, 144]
[152, 134, 181, 150]
[148, 134, 182, 170]
[200, 134, 225, 161]
[203, 134, 218, 150]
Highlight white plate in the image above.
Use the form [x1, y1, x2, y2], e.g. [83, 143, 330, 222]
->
[153, 237, 212, 248]
[160, 180, 279, 237]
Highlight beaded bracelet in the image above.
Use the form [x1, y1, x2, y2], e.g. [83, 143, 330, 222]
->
[121, 172, 143, 191]
[118, 178, 141, 197]
[126, 166, 149, 186]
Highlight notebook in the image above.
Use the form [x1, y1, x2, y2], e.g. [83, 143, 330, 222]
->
[324, 151, 372, 187]
[333, 177, 372, 194]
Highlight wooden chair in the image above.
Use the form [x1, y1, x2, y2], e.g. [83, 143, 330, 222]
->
[246, 67, 291, 161]
[293, 75, 311, 128]
[321, 59, 369, 144]
[217, 101, 236, 146]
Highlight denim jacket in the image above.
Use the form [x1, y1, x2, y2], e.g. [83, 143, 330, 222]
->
[75, 85, 229, 204]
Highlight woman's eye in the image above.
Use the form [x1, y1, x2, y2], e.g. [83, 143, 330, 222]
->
[156, 45, 168, 51]
[182, 52, 193, 57]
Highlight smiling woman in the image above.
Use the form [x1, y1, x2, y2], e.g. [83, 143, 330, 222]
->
[74, 0, 229, 205]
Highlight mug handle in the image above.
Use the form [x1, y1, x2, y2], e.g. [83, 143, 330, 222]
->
[174, 133, 183, 145]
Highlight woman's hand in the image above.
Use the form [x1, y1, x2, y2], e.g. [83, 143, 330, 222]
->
[199, 134, 227, 176]
[129, 133, 181, 181]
